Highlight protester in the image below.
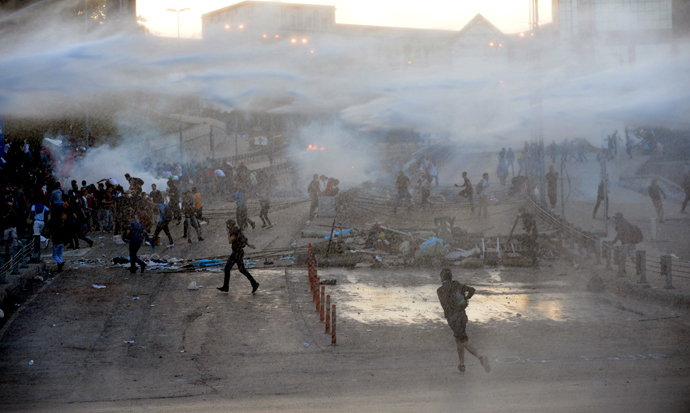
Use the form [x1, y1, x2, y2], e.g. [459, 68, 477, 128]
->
[477, 173, 489, 218]
[647, 178, 667, 223]
[233, 186, 255, 230]
[393, 170, 412, 214]
[436, 268, 491, 374]
[455, 172, 474, 214]
[124, 217, 148, 274]
[218, 218, 260, 294]
[592, 178, 608, 219]
[182, 190, 203, 243]
[545, 165, 558, 209]
[308, 174, 320, 220]
[611, 212, 643, 269]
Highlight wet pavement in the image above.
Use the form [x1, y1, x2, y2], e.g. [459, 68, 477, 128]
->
[2, 258, 689, 412]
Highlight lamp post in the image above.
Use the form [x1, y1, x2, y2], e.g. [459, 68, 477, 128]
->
[166, 7, 190, 39]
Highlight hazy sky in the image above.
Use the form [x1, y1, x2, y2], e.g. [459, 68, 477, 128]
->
[138, 0, 552, 38]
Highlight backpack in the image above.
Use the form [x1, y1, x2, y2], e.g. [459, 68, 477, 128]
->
[630, 224, 643, 244]
[163, 205, 173, 222]
[475, 181, 483, 195]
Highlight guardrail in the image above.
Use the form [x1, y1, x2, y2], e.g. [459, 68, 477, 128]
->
[0, 238, 37, 283]
[525, 196, 690, 289]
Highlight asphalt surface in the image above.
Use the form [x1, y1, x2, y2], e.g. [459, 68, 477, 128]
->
[1, 258, 689, 412]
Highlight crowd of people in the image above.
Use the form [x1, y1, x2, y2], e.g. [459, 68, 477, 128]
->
[0, 138, 283, 274]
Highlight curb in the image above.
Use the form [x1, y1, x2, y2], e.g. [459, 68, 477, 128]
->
[605, 275, 690, 311]
[0, 261, 46, 309]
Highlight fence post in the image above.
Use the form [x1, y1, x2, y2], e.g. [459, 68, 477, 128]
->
[20, 240, 28, 269]
[331, 304, 337, 346]
[595, 237, 602, 265]
[11, 246, 20, 275]
[32, 235, 41, 263]
[320, 286, 325, 322]
[636, 250, 647, 284]
[605, 242, 612, 270]
[661, 255, 674, 289]
[616, 246, 625, 277]
[325, 295, 331, 333]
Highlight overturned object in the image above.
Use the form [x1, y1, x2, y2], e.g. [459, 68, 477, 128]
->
[414, 237, 448, 259]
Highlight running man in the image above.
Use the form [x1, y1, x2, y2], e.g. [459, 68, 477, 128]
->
[393, 170, 412, 214]
[218, 219, 260, 294]
[478, 173, 489, 218]
[436, 268, 491, 374]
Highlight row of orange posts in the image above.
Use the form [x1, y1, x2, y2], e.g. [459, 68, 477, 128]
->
[308, 242, 337, 346]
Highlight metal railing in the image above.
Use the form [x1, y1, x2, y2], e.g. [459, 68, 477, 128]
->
[0, 238, 37, 283]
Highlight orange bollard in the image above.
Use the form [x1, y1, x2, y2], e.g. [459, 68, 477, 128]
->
[319, 286, 325, 321]
[325, 295, 331, 333]
[313, 276, 320, 301]
[331, 304, 337, 346]
[315, 283, 321, 312]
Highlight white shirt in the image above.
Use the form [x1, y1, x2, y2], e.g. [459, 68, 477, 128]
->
[480, 179, 489, 196]
[428, 163, 438, 176]
[31, 204, 49, 221]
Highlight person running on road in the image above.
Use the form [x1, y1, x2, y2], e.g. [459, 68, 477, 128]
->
[393, 170, 412, 214]
[592, 177, 609, 219]
[151, 203, 175, 248]
[454, 172, 475, 214]
[647, 178, 667, 223]
[436, 268, 491, 374]
[182, 190, 203, 243]
[218, 218, 259, 294]
[124, 217, 148, 274]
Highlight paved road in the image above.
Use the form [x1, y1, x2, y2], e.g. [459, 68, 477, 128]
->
[1, 259, 689, 412]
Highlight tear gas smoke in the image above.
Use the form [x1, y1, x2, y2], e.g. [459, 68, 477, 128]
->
[0, 7, 688, 183]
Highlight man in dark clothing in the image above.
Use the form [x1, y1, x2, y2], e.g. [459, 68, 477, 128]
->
[49, 182, 64, 219]
[393, 170, 412, 214]
[50, 211, 69, 272]
[593, 178, 608, 219]
[125, 173, 144, 194]
[612, 212, 643, 269]
[152, 203, 175, 248]
[308, 174, 320, 219]
[218, 219, 259, 294]
[124, 219, 147, 274]
[182, 190, 203, 243]
[519, 207, 539, 267]
[166, 180, 181, 225]
[436, 268, 490, 374]
[545, 166, 558, 209]
[681, 174, 690, 214]
[647, 178, 667, 223]
[454, 172, 475, 214]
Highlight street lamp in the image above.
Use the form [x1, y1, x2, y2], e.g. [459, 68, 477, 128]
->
[166, 7, 190, 39]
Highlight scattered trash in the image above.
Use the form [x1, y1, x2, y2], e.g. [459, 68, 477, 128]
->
[188, 281, 199, 290]
[124, 341, 134, 344]
[180, 350, 186, 353]
[296, 300, 302, 303]
[263, 260, 274, 265]
[113, 235, 126, 245]
[51, 324, 56, 327]
[303, 342, 309, 347]
[133, 297, 140, 300]
[92, 285, 107, 289]
[28, 360, 34, 366]
[112, 257, 129, 265]
[366, 329, 372, 332]
[34, 275, 44, 282]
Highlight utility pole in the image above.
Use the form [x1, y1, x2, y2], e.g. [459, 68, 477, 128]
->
[560, 158, 565, 219]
